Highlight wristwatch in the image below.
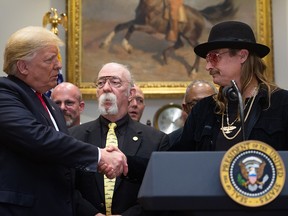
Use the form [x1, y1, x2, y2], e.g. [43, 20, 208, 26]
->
[153, 103, 184, 134]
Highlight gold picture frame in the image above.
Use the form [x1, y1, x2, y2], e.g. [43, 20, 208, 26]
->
[67, 0, 273, 99]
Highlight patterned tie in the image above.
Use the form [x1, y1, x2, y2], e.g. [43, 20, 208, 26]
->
[104, 122, 117, 215]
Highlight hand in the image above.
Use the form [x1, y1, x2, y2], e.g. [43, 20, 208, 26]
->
[98, 146, 118, 175]
[106, 146, 128, 176]
[98, 146, 128, 178]
[95, 213, 121, 216]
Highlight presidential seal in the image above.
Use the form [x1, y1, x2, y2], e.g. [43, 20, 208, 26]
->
[220, 140, 285, 207]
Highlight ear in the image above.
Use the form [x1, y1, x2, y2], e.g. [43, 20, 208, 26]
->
[182, 104, 189, 115]
[79, 101, 85, 112]
[129, 86, 136, 98]
[16, 60, 29, 75]
[239, 49, 249, 63]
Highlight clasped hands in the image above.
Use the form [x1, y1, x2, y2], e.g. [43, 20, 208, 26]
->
[95, 213, 121, 216]
[98, 146, 128, 179]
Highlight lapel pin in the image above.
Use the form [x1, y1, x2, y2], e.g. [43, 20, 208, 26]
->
[133, 136, 138, 141]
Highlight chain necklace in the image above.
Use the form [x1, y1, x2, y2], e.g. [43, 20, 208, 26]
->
[221, 86, 258, 140]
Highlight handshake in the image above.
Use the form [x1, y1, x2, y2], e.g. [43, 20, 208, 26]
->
[98, 146, 128, 179]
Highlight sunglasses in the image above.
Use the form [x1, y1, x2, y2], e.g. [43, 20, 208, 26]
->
[205, 50, 230, 66]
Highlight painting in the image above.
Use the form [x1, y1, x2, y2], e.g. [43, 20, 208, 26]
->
[67, 0, 273, 99]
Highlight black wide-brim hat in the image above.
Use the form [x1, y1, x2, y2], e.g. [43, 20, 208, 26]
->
[194, 21, 270, 58]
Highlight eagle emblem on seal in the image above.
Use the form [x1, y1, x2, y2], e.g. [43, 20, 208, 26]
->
[238, 156, 269, 192]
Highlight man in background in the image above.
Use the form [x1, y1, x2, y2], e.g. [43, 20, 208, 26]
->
[169, 80, 217, 148]
[128, 84, 145, 122]
[51, 82, 85, 128]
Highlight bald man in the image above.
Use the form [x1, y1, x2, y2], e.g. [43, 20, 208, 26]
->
[169, 80, 217, 148]
[51, 82, 85, 128]
[128, 85, 145, 122]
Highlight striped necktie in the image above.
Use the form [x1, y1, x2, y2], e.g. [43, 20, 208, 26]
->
[104, 122, 117, 215]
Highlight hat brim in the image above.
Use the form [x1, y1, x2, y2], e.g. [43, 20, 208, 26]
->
[194, 41, 270, 58]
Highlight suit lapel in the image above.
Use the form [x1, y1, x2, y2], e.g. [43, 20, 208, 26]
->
[122, 119, 143, 155]
[29, 91, 55, 128]
[6, 76, 64, 130]
[84, 120, 104, 147]
[114, 119, 143, 190]
[244, 91, 265, 139]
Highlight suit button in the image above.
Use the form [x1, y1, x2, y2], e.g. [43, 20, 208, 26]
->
[100, 203, 105, 208]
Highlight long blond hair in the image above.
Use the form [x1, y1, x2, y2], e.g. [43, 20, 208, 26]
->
[215, 50, 276, 115]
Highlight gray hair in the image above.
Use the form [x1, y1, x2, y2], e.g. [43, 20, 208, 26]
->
[98, 62, 134, 95]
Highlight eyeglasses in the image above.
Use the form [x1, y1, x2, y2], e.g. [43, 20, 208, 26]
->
[186, 100, 200, 108]
[95, 76, 129, 89]
[205, 50, 230, 66]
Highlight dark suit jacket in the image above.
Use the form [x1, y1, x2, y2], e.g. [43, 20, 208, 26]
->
[69, 116, 170, 216]
[168, 127, 183, 149]
[0, 76, 99, 216]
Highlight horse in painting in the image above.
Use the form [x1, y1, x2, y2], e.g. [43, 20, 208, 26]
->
[100, 0, 237, 76]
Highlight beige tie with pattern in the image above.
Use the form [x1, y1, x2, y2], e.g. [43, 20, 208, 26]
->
[104, 122, 117, 215]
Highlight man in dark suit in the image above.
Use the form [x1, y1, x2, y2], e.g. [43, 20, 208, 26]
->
[168, 80, 217, 148]
[0, 26, 128, 216]
[70, 62, 170, 216]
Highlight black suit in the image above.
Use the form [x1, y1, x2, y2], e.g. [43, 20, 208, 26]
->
[0, 76, 99, 216]
[168, 127, 183, 149]
[69, 116, 170, 216]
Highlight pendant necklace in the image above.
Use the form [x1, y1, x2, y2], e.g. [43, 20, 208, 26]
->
[221, 86, 258, 140]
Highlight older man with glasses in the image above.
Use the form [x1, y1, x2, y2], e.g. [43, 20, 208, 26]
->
[69, 62, 169, 216]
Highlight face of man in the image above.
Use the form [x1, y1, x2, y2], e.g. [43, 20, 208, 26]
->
[96, 63, 135, 122]
[205, 48, 246, 87]
[182, 82, 216, 115]
[128, 86, 145, 122]
[51, 83, 85, 128]
[20, 46, 62, 93]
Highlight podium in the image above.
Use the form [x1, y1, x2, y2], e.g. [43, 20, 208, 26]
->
[138, 152, 288, 215]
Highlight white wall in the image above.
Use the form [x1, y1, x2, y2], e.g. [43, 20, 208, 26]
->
[0, 0, 287, 126]
[0, 0, 66, 78]
[272, 0, 288, 90]
[0, 0, 49, 77]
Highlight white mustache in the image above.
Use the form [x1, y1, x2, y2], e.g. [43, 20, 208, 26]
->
[99, 93, 117, 105]
[98, 93, 118, 115]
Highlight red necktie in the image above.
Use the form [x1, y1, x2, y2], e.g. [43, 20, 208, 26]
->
[35, 92, 49, 113]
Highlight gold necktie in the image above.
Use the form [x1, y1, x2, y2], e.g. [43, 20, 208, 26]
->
[104, 122, 117, 215]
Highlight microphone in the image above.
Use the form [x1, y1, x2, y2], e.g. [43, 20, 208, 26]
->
[222, 80, 246, 141]
[222, 86, 237, 101]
